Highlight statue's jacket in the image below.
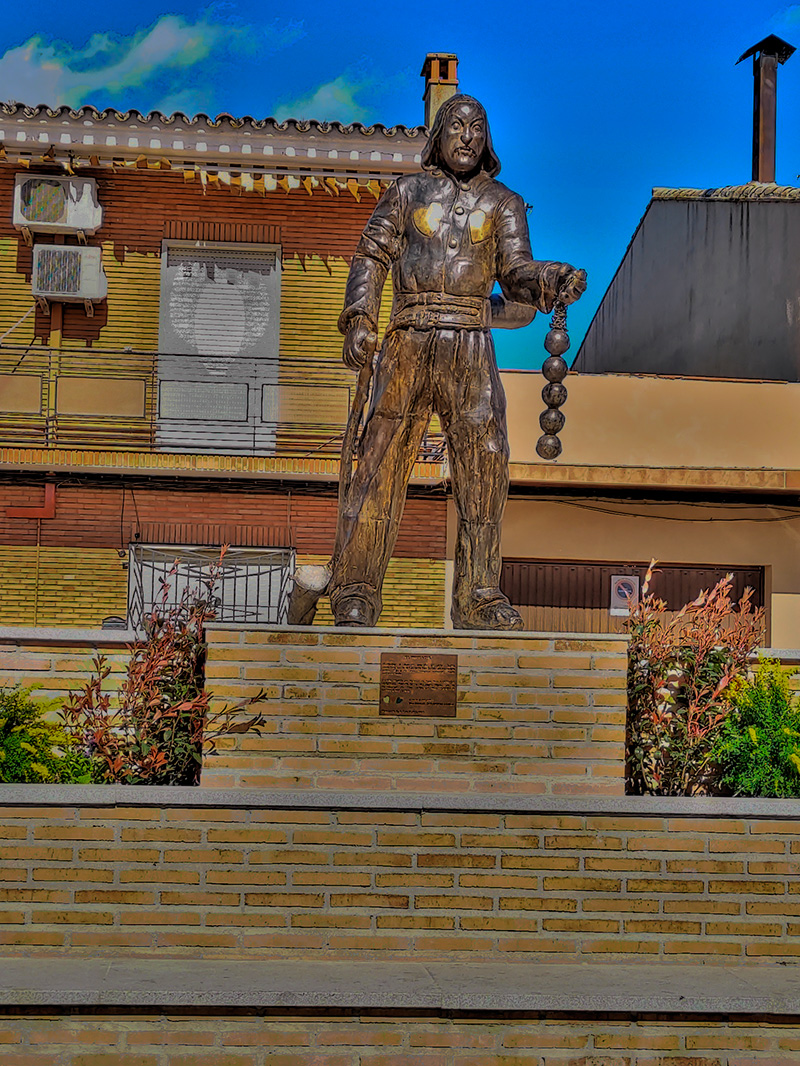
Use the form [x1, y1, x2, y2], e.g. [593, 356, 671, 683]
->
[339, 169, 560, 336]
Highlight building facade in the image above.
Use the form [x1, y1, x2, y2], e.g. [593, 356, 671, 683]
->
[0, 82, 452, 633]
[1, 66, 799, 650]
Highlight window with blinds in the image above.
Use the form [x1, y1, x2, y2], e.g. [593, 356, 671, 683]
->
[157, 241, 281, 455]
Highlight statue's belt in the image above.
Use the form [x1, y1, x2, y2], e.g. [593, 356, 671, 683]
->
[390, 292, 489, 331]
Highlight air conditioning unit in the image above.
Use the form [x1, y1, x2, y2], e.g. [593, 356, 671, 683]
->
[13, 174, 102, 235]
[32, 245, 107, 303]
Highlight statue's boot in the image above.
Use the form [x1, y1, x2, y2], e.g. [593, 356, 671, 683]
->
[287, 564, 332, 625]
[330, 583, 381, 627]
[451, 587, 524, 631]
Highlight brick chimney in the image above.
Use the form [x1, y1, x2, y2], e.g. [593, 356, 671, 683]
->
[421, 53, 459, 127]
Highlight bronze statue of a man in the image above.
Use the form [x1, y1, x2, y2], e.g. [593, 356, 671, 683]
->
[329, 94, 586, 629]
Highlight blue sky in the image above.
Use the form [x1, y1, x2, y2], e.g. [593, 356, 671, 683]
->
[1, 1, 799, 369]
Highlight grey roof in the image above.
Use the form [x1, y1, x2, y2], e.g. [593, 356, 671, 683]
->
[575, 189, 800, 379]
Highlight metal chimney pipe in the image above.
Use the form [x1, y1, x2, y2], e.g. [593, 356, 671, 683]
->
[736, 35, 796, 183]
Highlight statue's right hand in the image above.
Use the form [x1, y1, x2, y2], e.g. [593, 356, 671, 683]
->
[343, 318, 378, 371]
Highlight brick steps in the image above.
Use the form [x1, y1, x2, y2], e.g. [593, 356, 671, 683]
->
[3, 613, 798, 1064]
[202, 626, 628, 794]
[4, 787, 800, 1061]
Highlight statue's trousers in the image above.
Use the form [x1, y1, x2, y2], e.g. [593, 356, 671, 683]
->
[329, 324, 510, 626]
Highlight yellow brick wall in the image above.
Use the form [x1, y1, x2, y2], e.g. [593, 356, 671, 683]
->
[0, 1015, 797, 1061]
[0, 800, 794, 962]
[0, 241, 386, 361]
[297, 555, 446, 629]
[280, 255, 347, 383]
[0, 238, 161, 353]
[203, 629, 627, 793]
[0, 640, 129, 705]
[0, 235, 36, 354]
[0, 237, 444, 450]
[0, 236, 36, 346]
[0, 547, 128, 627]
[0, 238, 379, 364]
[0, 549, 443, 630]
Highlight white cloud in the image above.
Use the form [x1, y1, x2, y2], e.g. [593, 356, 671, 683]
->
[273, 76, 372, 125]
[0, 13, 303, 114]
[771, 5, 800, 25]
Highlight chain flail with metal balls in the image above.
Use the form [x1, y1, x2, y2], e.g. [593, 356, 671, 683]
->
[536, 300, 569, 460]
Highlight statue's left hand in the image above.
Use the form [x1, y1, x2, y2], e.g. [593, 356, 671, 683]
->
[555, 265, 587, 306]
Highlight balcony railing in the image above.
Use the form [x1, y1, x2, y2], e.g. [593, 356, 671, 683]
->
[0, 344, 446, 461]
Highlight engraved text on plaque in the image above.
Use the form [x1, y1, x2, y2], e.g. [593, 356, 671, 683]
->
[379, 652, 458, 717]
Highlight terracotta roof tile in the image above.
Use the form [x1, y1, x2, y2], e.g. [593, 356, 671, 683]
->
[653, 181, 800, 201]
[0, 100, 426, 139]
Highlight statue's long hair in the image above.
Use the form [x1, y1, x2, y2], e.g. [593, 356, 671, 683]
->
[421, 94, 501, 178]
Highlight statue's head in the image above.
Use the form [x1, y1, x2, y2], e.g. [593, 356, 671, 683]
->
[421, 94, 501, 178]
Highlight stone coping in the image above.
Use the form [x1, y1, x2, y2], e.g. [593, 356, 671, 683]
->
[1, 958, 798, 1014]
[0, 626, 136, 644]
[3, 624, 798, 657]
[205, 622, 629, 640]
[2, 784, 800, 818]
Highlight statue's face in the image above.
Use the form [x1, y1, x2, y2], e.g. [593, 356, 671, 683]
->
[439, 101, 486, 175]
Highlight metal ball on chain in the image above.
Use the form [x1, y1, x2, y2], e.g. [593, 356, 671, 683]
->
[536, 434, 562, 460]
[544, 329, 570, 357]
[539, 408, 565, 435]
[542, 355, 568, 383]
[535, 299, 570, 462]
[542, 381, 568, 408]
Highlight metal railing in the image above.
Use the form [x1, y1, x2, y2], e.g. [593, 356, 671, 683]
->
[0, 344, 446, 460]
[128, 544, 295, 631]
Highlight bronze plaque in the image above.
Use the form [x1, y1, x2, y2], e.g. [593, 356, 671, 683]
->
[379, 652, 457, 717]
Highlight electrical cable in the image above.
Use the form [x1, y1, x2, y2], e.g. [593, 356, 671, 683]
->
[545, 499, 800, 523]
[0, 306, 35, 344]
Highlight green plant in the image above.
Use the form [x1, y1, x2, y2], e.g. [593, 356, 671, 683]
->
[712, 659, 800, 797]
[626, 561, 764, 796]
[0, 684, 91, 783]
[61, 547, 267, 786]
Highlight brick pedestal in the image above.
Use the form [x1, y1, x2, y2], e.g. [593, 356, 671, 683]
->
[201, 626, 628, 794]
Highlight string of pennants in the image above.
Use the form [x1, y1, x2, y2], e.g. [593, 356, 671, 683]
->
[0, 143, 389, 200]
[187, 169, 386, 200]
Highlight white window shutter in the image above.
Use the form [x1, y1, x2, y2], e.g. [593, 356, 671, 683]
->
[160, 246, 279, 360]
[157, 242, 281, 455]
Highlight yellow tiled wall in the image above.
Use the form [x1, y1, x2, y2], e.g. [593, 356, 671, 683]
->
[0, 236, 36, 345]
[0, 547, 128, 627]
[297, 554, 446, 628]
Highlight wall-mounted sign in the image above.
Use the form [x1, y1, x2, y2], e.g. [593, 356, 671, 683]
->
[610, 574, 640, 616]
